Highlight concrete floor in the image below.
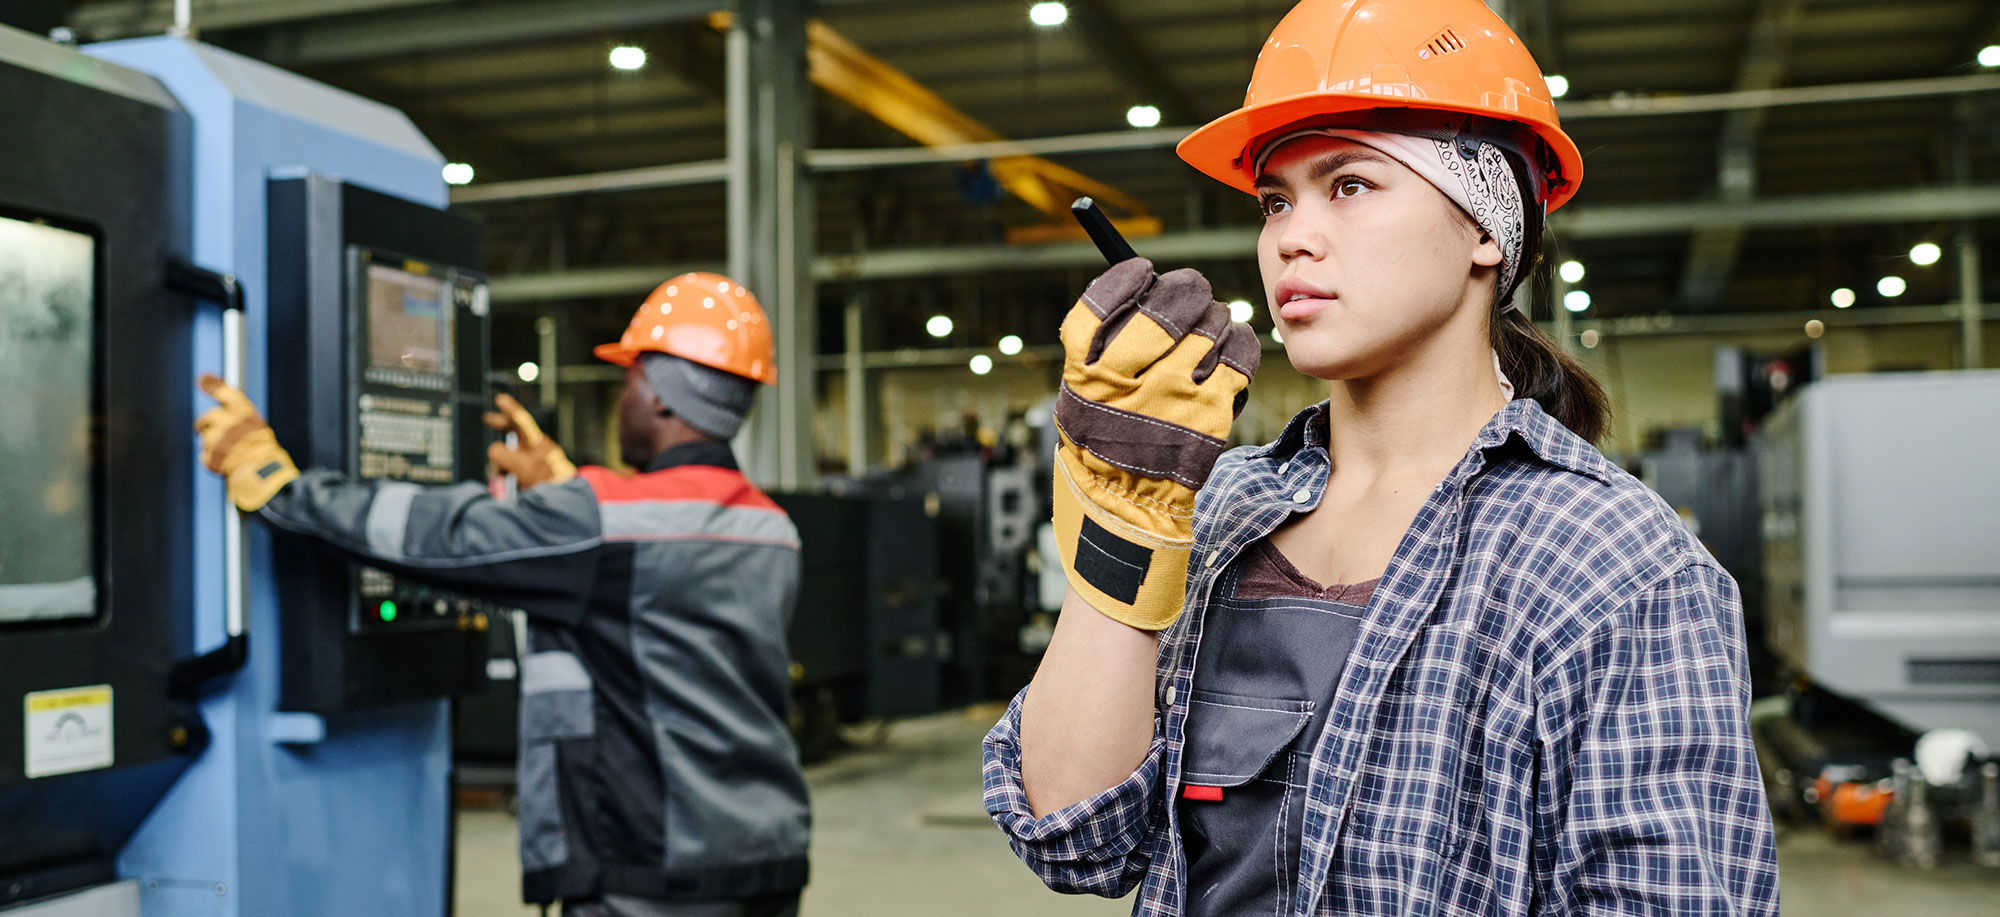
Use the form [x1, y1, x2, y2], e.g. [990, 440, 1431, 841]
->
[455, 709, 2000, 916]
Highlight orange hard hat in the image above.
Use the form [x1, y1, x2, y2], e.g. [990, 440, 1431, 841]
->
[593, 272, 777, 385]
[1177, 0, 1583, 212]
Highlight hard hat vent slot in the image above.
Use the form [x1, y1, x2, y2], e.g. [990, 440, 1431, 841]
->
[1417, 28, 1467, 60]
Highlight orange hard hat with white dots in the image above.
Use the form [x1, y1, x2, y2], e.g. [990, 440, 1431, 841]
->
[593, 272, 778, 386]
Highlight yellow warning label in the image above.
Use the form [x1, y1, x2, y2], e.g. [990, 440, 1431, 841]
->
[26, 686, 111, 713]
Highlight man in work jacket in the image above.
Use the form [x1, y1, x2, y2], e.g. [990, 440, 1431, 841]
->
[194, 272, 809, 917]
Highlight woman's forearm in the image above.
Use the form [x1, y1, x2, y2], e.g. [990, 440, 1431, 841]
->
[1018, 586, 1162, 818]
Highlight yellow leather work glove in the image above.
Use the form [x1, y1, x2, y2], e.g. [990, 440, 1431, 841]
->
[195, 373, 301, 513]
[483, 393, 576, 491]
[1052, 259, 1260, 630]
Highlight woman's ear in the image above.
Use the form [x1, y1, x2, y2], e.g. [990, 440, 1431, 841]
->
[1472, 228, 1505, 269]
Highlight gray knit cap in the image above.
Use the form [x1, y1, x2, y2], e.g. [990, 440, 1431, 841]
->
[639, 352, 759, 439]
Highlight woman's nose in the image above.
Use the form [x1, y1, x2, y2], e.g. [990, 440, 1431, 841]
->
[1275, 206, 1331, 262]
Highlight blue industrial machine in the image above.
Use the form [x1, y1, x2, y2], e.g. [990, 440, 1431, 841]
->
[0, 25, 493, 917]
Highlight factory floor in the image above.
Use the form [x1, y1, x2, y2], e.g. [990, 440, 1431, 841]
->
[453, 708, 2000, 916]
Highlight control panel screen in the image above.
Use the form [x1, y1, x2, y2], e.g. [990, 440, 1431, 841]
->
[366, 259, 452, 378]
[0, 213, 97, 624]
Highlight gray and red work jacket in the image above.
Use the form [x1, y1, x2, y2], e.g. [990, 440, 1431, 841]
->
[259, 440, 810, 905]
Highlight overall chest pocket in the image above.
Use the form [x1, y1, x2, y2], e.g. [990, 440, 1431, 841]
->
[1349, 627, 1492, 855]
[1179, 691, 1314, 917]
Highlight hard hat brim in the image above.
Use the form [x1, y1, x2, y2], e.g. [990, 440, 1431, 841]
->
[593, 342, 641, 367]
[1176, 91, 1584, 212]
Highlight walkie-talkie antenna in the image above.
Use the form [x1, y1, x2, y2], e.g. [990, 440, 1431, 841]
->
[1071, 197, 1138, 266]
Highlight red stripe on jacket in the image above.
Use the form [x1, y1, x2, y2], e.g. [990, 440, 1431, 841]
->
[579, 465, 784, 512]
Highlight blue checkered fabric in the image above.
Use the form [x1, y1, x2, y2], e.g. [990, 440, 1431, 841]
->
[985, 399, 1780, 916]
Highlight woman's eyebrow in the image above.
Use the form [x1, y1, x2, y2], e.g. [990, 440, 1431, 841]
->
[1253, 149, 1393, 192]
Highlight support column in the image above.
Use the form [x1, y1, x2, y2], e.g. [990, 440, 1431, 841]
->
[534, 315, 558, 406]
[727, 0, 814, 489]
[1954, 100, 1983, 370]
[843, 298, 867, 476]
[1962, 224, 1983, 370]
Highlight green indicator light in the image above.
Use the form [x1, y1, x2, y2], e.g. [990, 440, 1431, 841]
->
[380, 601, 398, 622]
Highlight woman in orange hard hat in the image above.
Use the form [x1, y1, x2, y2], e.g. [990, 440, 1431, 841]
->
[983, 2, 1779, 915]
[197, 273, 812, 917]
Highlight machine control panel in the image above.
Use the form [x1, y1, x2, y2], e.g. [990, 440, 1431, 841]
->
[267, 175, 492, 711]
[347, 248, 491, 635]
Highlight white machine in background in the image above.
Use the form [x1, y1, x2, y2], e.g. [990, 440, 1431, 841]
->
[1760, 371, 2000, 748]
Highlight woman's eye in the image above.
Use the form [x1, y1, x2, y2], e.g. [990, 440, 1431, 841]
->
[1333, 178, 1369, 199]
[1259, 196, 1292, 217]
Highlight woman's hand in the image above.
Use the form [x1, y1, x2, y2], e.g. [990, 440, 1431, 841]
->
[1049, 258, 1260, 631]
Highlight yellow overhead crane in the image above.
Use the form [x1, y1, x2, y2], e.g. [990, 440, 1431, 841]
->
[710, 11, 1162, 245]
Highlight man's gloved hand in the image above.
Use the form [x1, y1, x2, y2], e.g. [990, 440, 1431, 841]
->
[195, 373, 301, 513]
[1052, 259, 1260, 631]
[484, 393, 576, 491]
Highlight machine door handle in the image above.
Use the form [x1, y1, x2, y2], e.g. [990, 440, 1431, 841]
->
[167, 258, 249, 699]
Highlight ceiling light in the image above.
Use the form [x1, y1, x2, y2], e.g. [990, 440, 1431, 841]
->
[1877, 276, 1906, 298]
[1579, 329, 1600, 349]
[998, 334, 1023, 355]
[1029, 2, 1068, 27]
[609, 46, 647, 71]
[926, 314, 954, 338]
[1227, 299, 1254, 323]
[969, 354, 994, 375]
[441, 162, 474, 185]
[1126, 105, 1161, 129]
[1563, 290, 1591, 313]
[1981, 45, 2000, 68]
[1558, 260, 1585, 284]
[1804, 320, 1825, 339]
[1909, 242, 1941, 266]
[1545, 74, 1570, 99]
[1830, 287, 1855, 309]
[1271, 326, 1284, 344]
[516, 361, 540, 383]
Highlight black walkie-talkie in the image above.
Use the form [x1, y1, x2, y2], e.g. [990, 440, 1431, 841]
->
[1071, 197, 1138, 266]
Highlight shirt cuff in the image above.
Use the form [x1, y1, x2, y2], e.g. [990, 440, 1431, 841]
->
[982, 686, 1165, 864]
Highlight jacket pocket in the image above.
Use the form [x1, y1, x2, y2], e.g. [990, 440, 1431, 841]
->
[518, 651, 594, 873]
[520, 650, 595, 742]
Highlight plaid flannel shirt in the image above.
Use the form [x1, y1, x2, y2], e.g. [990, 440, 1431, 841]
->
[985, 399, 1780, 916]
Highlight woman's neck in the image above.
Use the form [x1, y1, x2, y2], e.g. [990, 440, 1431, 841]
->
[1322, 327, 1509, 483]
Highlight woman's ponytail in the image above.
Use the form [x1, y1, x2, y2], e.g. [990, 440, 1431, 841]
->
[1492, 146, 1611, 444]
[1492, 308, 1609, 444]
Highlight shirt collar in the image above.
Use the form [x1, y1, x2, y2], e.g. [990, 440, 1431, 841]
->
[1263, 398, 1608, 484]
[644, 439, 739, 473]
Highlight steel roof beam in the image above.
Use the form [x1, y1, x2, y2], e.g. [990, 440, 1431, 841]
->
[68, 0, 450, 41]
[1063, 0, 1199, 126]
[1677, 0, 1808, 308]
[480, 182, 2000, 298]
[232, 0, 718, 67]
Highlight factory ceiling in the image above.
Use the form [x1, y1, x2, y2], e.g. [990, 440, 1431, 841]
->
[64, 0, 2000, 362]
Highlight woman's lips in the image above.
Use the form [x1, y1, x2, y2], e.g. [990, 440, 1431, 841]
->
[1278, 296, 1332, 322]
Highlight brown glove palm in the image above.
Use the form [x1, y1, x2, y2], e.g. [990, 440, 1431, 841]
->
[195, 373, 301, 513]
[484, 393, 576, 491]
[1052, 259, 1260, 630]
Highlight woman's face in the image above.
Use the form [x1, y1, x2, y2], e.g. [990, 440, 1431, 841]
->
[1255, 135, 1502, 382]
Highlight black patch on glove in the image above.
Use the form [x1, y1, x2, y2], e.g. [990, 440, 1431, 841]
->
[1075, 516, 1152, 603]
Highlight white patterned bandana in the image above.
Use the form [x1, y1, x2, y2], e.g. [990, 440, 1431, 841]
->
[1255, 128, 1527, 312]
